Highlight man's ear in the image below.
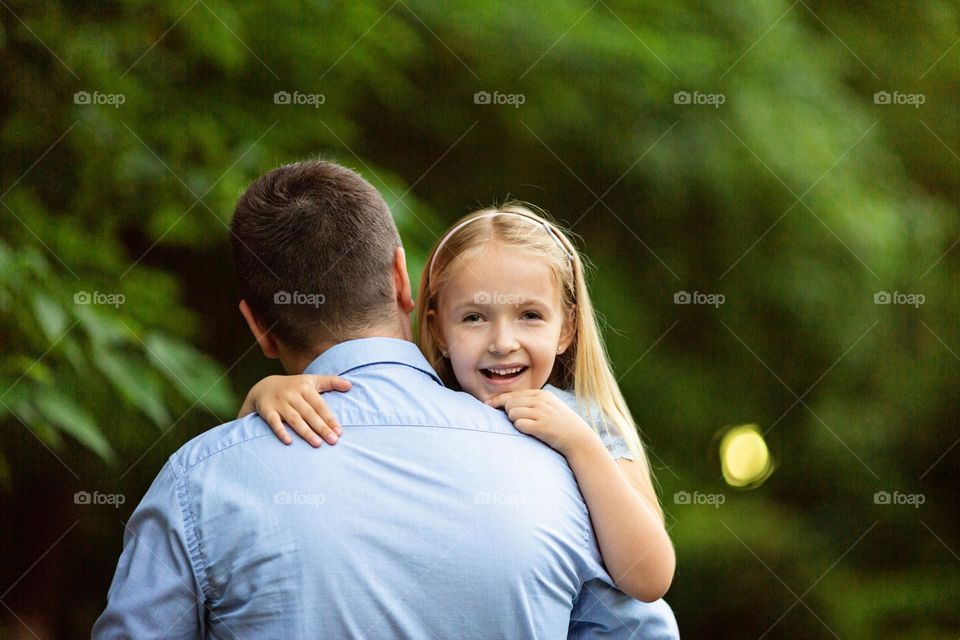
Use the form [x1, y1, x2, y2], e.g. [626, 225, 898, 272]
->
[239, 299, 280, 359]
[558, 304, 577, 354]
[393, 246, 415, 314]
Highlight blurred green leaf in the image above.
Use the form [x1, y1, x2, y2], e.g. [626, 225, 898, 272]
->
[33, 388, 115, 464]
[31, 293, 68, 342]
[144, 333, 236, 417]
[93, 346, 171, 429]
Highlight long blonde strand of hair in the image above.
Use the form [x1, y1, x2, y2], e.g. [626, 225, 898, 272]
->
[568, 252, 665, 523]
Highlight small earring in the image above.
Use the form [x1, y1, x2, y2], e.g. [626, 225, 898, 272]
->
[441, 349, 448, 358]
[557, 347, 564, 354]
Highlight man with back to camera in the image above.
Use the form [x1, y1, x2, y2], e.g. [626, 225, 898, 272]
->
[93, 158, 680, 639]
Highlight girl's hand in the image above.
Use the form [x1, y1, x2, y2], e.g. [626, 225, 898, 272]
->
[238, 374, 352, 447]
[485, 389, 596, 457]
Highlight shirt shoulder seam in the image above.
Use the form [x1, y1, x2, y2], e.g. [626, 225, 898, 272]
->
[177, 423, 531, 473]
[170, 454, 214, 603]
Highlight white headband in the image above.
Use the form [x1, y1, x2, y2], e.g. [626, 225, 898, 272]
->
[426, 211, 574, 280]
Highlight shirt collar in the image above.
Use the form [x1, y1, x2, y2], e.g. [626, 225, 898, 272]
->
[302, 337, 443, 386]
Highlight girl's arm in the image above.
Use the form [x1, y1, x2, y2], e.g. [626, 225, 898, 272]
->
[566, 434, 676, 602]
[486, 389, 675, 602]
[238, 374, 351, 447]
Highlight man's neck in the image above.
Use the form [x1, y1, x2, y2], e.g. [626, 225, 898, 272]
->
[279, 325, 411, 374]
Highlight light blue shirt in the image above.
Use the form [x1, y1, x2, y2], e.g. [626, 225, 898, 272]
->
[94, 337, 679, 639]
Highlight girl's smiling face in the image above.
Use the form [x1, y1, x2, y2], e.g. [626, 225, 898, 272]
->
[435, 241, 572, 402]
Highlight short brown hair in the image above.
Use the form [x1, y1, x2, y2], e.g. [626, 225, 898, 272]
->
[230, 159, 401, 352]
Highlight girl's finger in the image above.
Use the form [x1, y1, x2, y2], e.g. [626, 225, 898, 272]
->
[503, 395, 541, 413]
[266, 411, 293, 445]
[485, 392, 511, 408]
[304, 392, 342, 436]
[506, 406, 539, 423]
[283, 409, 324, 448]
[488, 390, 537, 408]
[497, 389, 543, 404]
[313, 375, 352, 393]
[513, 418, 538, 432]
[291, 397, 339, 446]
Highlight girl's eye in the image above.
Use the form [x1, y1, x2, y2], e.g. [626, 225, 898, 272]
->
[462, 313, 484, 323]
[521, 311, 543, 320]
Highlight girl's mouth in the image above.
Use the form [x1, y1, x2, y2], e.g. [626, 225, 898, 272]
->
[480, 365, 529, 381]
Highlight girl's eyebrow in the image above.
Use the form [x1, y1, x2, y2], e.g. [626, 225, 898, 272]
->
[451, 296, 554, 312]
[520, 297, 553, 308]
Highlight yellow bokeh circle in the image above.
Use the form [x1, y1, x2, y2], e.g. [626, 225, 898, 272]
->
[720, 424, 773, 488]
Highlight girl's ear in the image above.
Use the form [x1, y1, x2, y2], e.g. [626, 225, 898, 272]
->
[558, 304, 577, 354]
[426, 308, 447, 353]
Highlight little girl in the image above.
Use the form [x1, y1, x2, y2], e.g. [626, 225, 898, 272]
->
[237, 204, 676, 602]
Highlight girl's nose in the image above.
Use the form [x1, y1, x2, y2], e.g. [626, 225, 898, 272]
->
[489, 325, 520, 355]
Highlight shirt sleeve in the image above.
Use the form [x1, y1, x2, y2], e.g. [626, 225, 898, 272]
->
[598, 429, 634, 461]
[568, 581, 680, 640]
[92, 460, 206, 639]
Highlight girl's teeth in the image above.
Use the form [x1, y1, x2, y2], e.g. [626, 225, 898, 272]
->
[491, 367, 521, 374]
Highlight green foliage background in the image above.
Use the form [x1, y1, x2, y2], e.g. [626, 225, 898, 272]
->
[1, 1, 958, 637]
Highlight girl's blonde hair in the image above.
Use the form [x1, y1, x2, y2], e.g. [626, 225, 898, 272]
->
[416, 202, 664, 522]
